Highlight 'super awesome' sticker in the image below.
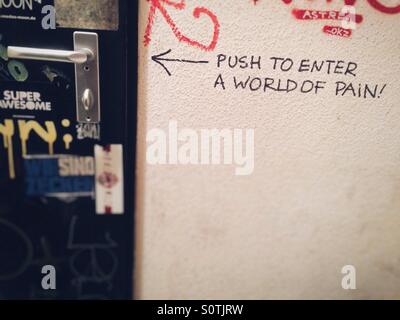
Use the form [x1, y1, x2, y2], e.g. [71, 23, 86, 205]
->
[0, 89, 52, 111]
[0, 80, 71, 116]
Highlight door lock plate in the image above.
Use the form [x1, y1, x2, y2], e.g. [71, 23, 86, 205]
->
[74, 32, 100, 123]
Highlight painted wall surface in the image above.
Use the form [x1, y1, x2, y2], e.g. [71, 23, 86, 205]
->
[135, 0, 400, 299]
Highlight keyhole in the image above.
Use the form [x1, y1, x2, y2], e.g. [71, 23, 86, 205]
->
[13, 65, 21, 75]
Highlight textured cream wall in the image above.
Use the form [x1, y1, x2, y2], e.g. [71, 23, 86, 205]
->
[135, 0, 400, 299]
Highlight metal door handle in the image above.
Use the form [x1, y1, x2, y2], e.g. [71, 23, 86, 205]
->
[7, 46, 92, 64]
[6, 32, 100, 124]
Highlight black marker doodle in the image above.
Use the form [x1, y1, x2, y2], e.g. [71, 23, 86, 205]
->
[0, 219, 66, 287]
[152, 49, 209, 76]
[0, 218, 34, 281]
[67, 216, 119, 299]
[31, 237, 66, 269]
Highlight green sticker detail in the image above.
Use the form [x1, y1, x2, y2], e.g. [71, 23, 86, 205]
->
[8, 60, 28, 82]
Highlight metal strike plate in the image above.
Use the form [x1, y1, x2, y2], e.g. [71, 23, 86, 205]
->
[74, 32, 100, 123]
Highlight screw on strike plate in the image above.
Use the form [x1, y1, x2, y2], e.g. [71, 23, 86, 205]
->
[82, 88, 94, 112]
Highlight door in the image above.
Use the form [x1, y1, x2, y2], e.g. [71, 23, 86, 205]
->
[0, 0, 137, 299]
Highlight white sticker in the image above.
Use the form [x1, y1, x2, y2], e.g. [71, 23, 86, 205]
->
[95, 144, 124, 215]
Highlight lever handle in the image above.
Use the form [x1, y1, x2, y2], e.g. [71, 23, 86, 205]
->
[6, 32, 100, 124]
[7, 46, 92, 64]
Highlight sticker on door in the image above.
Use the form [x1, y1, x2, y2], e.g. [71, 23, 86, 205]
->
[95, 144, 124, 215]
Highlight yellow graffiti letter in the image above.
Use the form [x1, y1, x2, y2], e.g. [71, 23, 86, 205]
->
[0, 119, 16, 179]
[18, 120, 57, 156]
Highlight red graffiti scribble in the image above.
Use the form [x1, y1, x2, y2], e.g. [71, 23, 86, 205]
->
[281, 0, 400, 14]
[144, 0, 220, 51]
[281, 0, 346, 3]
[367, 0, 400, 14]
[287, 1, 364, 38]
[251, 0, 400, 40]
[323, 25, 352, 37]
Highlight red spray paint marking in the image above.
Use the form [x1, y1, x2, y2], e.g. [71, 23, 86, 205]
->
[367, 0, 400, 14]
[323, 25, 352, 37]
[282, 0, 400, 14]
[279, 0, 363, 38]
[282, 0, 344, 3]
[292, 9, 363, 24]
[144, 0, 220, 51]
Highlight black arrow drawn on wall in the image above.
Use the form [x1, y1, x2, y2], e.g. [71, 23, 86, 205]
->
[151, 49, 209, 76]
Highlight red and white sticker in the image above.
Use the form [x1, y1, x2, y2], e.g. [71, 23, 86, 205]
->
[95, 144, 124, 215]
